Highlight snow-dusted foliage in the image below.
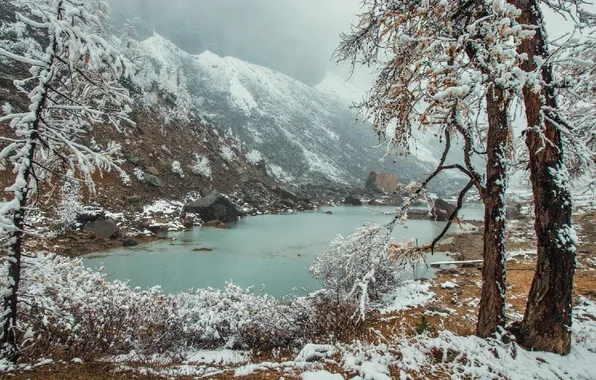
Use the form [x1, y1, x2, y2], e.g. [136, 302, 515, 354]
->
[0, 253, 370, 359]
[171, 160, 184, 178]
[121, 32, 194, 125]
[550, 34, 596, 190]
[1, 102, 12, 116]
[245, 149, 263, 165]
[0, 0, 133, 356]
[336, 0, 531, 161]
[191, 154, 212, 178]
[133, 167, 145, 182]
[219, 145, 236, 162]
[56, 178, 83, 230]
[310, 225, 413, 318]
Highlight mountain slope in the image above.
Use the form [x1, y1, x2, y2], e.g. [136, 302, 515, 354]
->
[135, 34, 445, 187]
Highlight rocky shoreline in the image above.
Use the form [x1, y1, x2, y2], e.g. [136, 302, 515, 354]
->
[25, 181, 466, 258]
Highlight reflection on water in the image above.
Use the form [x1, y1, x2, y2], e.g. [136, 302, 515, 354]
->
[83, 205, 483, 297]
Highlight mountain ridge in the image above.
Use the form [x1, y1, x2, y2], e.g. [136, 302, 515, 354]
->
[134, 33, 443, 188]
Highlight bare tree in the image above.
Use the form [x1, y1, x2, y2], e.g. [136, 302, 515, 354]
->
[0, 0, 132, 359]
[336, 0, 535, 337]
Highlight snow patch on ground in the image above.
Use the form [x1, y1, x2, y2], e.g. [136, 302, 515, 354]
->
[302, 370, 344, 380]
[441, 281, 458, 289]
[142, 199, 183, 216]
[379, 281, 435, 314]
[295, 344, 336, 362]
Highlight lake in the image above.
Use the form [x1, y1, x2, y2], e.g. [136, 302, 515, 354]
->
[83, 205, 484, 297]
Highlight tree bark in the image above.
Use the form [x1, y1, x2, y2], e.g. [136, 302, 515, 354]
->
[476, 85, 510, 337]
[1, 127, 41, 360]
[509, 0, 576, 355]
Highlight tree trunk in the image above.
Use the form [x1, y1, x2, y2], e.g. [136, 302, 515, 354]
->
[1, 206, 26, 359]
[509, 0, 576, 355]
[476, 85, 510, 337]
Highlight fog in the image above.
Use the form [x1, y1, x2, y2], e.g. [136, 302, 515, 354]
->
[108, 1, 590, 91]
[109, 0, 365, 86]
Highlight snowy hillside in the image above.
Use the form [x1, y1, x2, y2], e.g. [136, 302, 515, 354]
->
[135, 34, 455, 187]
[315, 71, 365, 108]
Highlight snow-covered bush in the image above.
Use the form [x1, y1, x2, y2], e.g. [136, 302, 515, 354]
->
[1, 102, 12, 116]
[171, 160, 185, 178]
[219, 145, 236, 162]
[56, 179, 83, 230]
[3, 253, 329, 360]
[246, 150, 263, 165]
[309, 225, 408, 317]
[192, 154, 212, 178]
[134, 167, 145, 182]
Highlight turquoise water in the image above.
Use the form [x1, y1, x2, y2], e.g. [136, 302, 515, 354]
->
[83, 205, 483, 297]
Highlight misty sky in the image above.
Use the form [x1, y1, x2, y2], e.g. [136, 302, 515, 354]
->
[109, 0, 364, 86]
[109, 1, 593, 89]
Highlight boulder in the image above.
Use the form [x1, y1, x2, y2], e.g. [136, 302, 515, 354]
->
[280, 199, 296, 208]
[193, 247, 214, 252]
[133, 219, 152, 231]
[343, 195, 362, 206]
[183, 192, 245, 222]
[387, 193, 404, 206]
[76, 207, 105, 226]
[147, 224, 169, 237]
[365, 171, 379, 192]
[180, 217, 195, 228]
[365, 171, 399, 193]
[506, 202, 524, 219]
[122, 237, 139, 247]
[376, 172, 399, 193]
[431, 199, 457, 221]
[127, 195, 143, 205]
[84, 219, 119, 238]
[143, 173, 162, 187]
[202, 220, 228, 229]
[274, 186, 299, 201]
[146, 166, 160, 176]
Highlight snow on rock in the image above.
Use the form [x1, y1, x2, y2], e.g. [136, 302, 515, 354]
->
[441, 281, 458, 289]
[379, 281, 435, 314]
[186, 349, 248, 365]
[295, 344, 336, 362]
[142, 199, 184, 216]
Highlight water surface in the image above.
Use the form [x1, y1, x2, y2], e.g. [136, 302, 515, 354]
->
[84, 205, 483, 297]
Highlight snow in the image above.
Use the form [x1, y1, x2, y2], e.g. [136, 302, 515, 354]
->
[2, 251, 596, 379]
[135, 34, 442, 187]
[191, 154, 212, 178]
[315, 71, 365, 107]
[441, 281, 459, 289]
[302, 371, 344, 380]
[186, 349, 248, 365]
[295, 344, 336, 362]
[142, 199, 183, 216]
[379, 281, 434, 314]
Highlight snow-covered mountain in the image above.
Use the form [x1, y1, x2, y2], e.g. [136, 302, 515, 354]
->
[134, 34, 452, 188]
